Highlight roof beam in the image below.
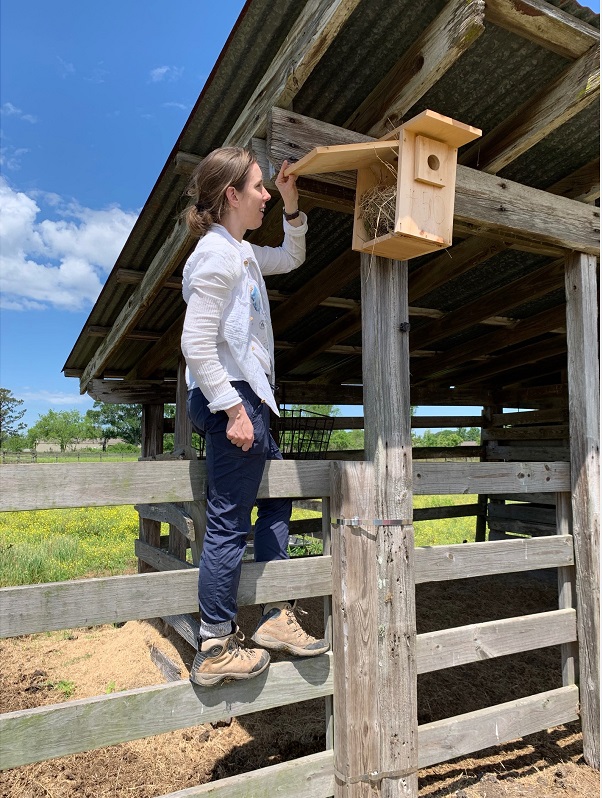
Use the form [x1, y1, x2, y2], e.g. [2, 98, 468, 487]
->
[410, 258, 565, 352]
[79, 224, 193, 393]
[127, 313, 185, 381]
[346, 0, 486, 137]
[87, 380, 177, 405]
[86, 326, 162, 342]
[268, 110, 600, 256]
[484, 0, 600, 60]
[223, 0, 362, 146]
[460, 43, 600, 174]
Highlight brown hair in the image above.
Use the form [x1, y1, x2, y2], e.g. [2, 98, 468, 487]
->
[182, 147, 257, 237]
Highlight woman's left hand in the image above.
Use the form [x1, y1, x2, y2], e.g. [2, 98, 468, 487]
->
[275, 160, 299, 215]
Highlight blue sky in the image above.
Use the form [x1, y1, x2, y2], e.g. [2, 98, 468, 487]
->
[1, 1, 599, 429]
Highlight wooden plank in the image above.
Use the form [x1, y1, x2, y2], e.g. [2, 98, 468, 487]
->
[414, 535, 574, 583]
[482, 425, 569, 441]
[346, 0, 486, 137]
[87, 379, 177, 404]
[224, 0, 362, 145]
[484, 0, 599, 60]
[135, 540, 193, 571]
[161, 614, 199, 649]
[461, 43, 600, 174]
[487, 444, 570, 461]
[160, 750, 334, 798]
[413, 503, 480, 522]
[0, 655, 333, 769]
[488, 518, 555, 536]
[453, 165, 599, 255]
[0, 556, 333, 638]
[139, 404, 164, 573]
[0, 460, 571, 512]
[417, 685, 579, 769]
[276, 308, 362, 375]
[497, 493, 556, 505]
[488, 502, 556, 525]
[491, 408, 568, 426]
[128, 313, 185, 380]
[556, 492, 578, 687]
[135, 503, 196, 540]
[79, 222, 193, 392]
[412, 461, 570, 494]
[565, 251, 600, 769]
[268, 110, 600, 255]
[149, 644, 182, 682]
[417, 608, 576, 674]
[412, 415, 482, 428]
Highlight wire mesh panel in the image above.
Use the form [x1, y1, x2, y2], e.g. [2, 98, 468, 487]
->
[277, 408, 334, 459]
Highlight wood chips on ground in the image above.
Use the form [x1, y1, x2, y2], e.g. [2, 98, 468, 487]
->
[0, 572, 597, 797]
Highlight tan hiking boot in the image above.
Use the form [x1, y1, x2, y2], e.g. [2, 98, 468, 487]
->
[189, 626, 270, 687]
[251, 601, 329, 657]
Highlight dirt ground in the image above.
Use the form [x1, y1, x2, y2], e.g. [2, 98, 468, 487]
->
[0, 573, 598, 797]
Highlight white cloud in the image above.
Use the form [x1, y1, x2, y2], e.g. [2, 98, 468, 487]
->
[0, 145, 30, 170]
[1, 102, 37, 123]
[163, 101, 189, 111]
[57, 56, 75, 78]
[149, 65, 183, 82]
[0, 178, 138, 312]
[18, 389, 91, 406]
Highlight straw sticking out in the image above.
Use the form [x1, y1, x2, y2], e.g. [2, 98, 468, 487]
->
[358, 183, 397, 239]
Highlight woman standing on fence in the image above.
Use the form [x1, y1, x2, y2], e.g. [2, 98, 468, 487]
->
[181, 147, 329, 687]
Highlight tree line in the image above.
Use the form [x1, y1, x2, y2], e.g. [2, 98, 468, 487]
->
[1, 389, 479, 453]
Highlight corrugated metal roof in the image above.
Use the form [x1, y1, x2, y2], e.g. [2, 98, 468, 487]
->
[64, 0, 599, 397]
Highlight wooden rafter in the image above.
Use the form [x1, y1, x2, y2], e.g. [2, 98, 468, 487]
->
[223, 0, 363, 145]
[345, 0, 486, 137]
[484, 0, 600, 60]
[412, 304, 566, 383]
[410, 258, 565, 352]
[460, 43, 600, 174]
[127, 313, 185, 380]
[547, 157, 600, 203]
[450, 336, 568, 385]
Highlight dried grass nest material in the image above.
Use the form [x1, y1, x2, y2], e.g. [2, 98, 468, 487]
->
[359, 183, 397, 238]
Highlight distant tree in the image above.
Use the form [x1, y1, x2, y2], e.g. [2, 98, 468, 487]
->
[29, 409, 92, 452]
[2, 433, 28, 452]
[86, 402, 143, 449]
[0, 388, 27, 446]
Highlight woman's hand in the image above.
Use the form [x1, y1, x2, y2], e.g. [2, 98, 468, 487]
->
[275, 160, 300, 219]
[225, 403, 254, 451]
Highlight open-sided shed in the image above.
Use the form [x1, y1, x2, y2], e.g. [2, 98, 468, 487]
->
[5, 0, 597, 795]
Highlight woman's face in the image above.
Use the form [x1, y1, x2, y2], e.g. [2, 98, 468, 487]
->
[230, 162, 271, 231]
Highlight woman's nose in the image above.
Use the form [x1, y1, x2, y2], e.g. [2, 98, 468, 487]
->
[263, 189, 271, 202]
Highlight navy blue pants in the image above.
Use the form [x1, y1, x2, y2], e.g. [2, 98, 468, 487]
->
[187, 383, 291, 625]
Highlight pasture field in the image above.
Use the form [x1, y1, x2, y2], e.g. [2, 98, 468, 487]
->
[0, 496, 477, 587]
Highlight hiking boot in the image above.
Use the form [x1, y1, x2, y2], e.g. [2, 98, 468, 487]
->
[251, 601, 329, 657]
[189, 626, 270, 687]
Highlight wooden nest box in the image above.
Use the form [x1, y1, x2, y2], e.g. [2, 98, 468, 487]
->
[286, 110, 481, 260]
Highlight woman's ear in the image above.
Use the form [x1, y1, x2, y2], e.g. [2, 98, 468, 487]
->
[225, 185, 238, 208]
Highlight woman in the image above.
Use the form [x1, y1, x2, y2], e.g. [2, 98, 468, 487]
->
[181, 147, 328, 687]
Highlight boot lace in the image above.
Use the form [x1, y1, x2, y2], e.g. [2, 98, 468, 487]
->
[227, 628, 257, 661]
[283, 602, 313, 641]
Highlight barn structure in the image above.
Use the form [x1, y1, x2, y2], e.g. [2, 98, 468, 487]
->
[1, 1, 599, 796]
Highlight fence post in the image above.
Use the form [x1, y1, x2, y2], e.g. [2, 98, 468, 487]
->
[331, 254, 418, 796]
[564, 251, 600, 769]
[138, 403, 164, 573]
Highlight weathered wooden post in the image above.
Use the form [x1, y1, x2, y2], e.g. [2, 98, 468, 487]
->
[564, 251, 600, 769]
[138, 403, 164, 572]
[331, 254, 417, 796]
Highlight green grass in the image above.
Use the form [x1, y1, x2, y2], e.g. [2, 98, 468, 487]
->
[0, 497, 478, 587]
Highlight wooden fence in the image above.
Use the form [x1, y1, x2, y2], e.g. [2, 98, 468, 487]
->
[0, 458, 579, 797]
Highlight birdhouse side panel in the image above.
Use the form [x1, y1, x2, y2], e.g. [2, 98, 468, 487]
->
[395, 130, 456, 247]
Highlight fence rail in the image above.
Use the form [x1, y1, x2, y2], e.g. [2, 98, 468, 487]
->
[0, 460, 570, 511]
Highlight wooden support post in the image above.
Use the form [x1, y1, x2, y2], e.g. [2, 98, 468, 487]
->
[138, 403, 164, 573]
[332, 254, 418, 796]
[564, 251, 600, 769]
[475, 404, 502, 541]
[322, 495, 334, 752]
[169, 360, 193, 562]
[556, 492, 578, 686]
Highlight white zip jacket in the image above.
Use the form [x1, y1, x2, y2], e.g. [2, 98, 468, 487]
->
[181, 215, 308, 415]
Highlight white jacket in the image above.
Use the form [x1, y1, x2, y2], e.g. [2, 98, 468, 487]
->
[181, 216, 308, 415]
